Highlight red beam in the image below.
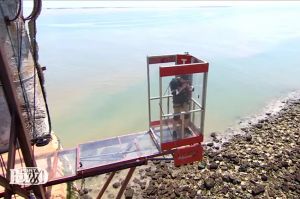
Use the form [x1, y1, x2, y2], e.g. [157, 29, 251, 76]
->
[159, 63, 209, 77]
[116, 167, 136, 199]
[148, 55, 176, 64]
[161, 134, 203, 151]
[96, 171, 116, 199]
[176, 54, 192, 64]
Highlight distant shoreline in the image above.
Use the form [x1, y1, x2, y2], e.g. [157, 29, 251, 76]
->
[45, 6, 231, 10]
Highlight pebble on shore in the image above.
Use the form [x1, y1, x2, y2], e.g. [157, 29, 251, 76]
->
[128, 99, 300, 198]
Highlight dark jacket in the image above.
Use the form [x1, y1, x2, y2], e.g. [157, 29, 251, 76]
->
[170, 78, 189, 105]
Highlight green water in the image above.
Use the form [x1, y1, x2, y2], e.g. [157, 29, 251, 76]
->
[34, 2, 300, 148]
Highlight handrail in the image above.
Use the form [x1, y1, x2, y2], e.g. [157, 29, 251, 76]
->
[191, 98, 202, 109]
[150, 95, 172, 100]
[162, 108, 202, 118]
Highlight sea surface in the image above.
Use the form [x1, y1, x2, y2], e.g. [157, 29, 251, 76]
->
[26, 1, 300, 148]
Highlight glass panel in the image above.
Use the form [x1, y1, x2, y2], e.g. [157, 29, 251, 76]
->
[53, 149, 77, 180]
[152, 70, 204, 144]
[79, 132, 159, 170]
[34, 148, 77, 181]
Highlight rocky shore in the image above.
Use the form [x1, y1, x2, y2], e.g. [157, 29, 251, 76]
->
[121, 98, 300, 198]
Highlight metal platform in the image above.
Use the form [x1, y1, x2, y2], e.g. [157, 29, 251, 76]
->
[0, 131, 164, 196]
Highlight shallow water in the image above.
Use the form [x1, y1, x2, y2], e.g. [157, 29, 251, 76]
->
[31, 2, 300, 148]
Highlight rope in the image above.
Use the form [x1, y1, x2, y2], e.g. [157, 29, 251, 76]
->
[0, 154, 7, 171]
[16, 21, 34, 127]
[0, 155, 6, 177]
[27, 2, 53, 140]
[2, 1, 52, 142]
[0, 4, 33, 125]
[17, 148, 23, 168]
[0, 73, 37, 86]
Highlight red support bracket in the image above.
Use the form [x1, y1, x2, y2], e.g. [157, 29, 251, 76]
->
[173, 144, 203, 166]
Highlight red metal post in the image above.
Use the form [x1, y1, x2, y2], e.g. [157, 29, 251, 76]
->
[4, 114, 17, 198]
[96, 171, 116, 199]
[116, 167, 136, 199]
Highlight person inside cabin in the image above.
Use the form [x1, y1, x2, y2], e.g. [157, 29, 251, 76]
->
[169, 74, 193, 139]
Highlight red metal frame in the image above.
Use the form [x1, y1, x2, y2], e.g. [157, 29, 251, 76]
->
[161, 134, 203, 151]
[147, 53, 208, 167]
[159, 63, 209, 77]
[173, 144, 203, 166]
[176, 54, 192, 64]
[148, 55, 176, 64]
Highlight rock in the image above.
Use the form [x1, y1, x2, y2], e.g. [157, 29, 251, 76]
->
[174, 189, 181, 197]
[220, 186, 229, 194]
[245, 134, 252, 142]
[228, 176, 241, 185]
[281, 183, 289, 192]
[241, 185, 247, 191]
[153, 160, 160, 165]
[255, 123, 263, 129]
[78, 190, 86, 196]
[81, 195, 93, 199]
[161, 171, 168, 178]
[222, 175, 231, 183]
[189, 189, 197, 198]
[133, 178, 140, 184]
[222, 142, 230, 147]
[295, 173, 300, 183]
[207, 152, 216, 158]
[146, 185, 157, 196]
[238, 164, 248, 172]
[204, 178, 215, 190]
[213, 146, 220, 150]
[207, 142, 214, 147]
[210, 132, 217, 138]
[208, 162, 218, 170]
[261, 175, 268, 181]
[170, 193, 176, 199]
[82, 188, 89, 194]
[280, 161, 289, 168]
[252, 185, 265, 196]
[198, 163, 206, 170]
[124, 188, 134, 199]
[112, 182, 121, 189]
[145, 167, 151, 172]
[146, 171, 155, 177]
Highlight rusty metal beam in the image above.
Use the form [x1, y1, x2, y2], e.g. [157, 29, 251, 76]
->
[0, 41, 46, 198]
[116, 167, 136, 199]
[96, 171, 116, 199]
[0, 175, 29, 198]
